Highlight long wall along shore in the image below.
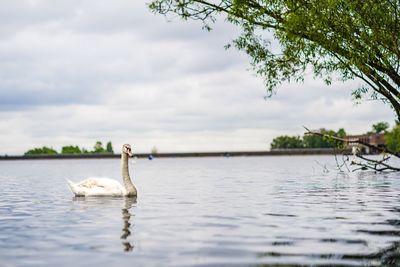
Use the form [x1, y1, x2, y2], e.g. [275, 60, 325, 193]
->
[0, 148, 350, 160]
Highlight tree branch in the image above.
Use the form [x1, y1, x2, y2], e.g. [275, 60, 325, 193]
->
[303, 126, 399, 158]
[304, 126, 400, 172]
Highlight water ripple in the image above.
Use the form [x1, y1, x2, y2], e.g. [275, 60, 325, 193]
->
[1, 156, 400, 266]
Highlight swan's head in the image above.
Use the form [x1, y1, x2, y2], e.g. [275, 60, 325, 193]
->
[122, 144, 134, 157]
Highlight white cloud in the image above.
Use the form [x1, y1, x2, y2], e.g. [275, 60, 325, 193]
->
[0, 0, 395, 155]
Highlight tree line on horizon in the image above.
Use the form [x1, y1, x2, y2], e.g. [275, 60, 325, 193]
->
[271, 122, 400, 152]
[271, 128, 347, 150]
[24, 141, 114, 156]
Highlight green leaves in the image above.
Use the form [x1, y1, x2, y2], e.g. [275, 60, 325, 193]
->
[385, 124, 400, 153]
[270, 135, 303, 149]
[271, 128, 347, 149]
[303, 128, 347, 149]
[24, 141, 115, 155]
[372, 122, 390, 134]
[24, 147, 58, 156]
[61, 146, 82, 154]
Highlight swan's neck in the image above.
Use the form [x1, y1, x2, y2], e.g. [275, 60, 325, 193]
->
[122, 153, 137, 196]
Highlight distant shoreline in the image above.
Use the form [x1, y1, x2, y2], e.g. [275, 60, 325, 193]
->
[0, 148, 350, 160]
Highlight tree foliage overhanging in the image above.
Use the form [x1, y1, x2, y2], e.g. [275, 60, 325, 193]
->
[149, 0, 400, 120]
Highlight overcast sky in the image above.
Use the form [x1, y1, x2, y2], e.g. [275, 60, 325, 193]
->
[0, 0, 395, 155]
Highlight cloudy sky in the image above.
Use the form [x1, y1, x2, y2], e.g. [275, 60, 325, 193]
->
[0, 0, 395, 155]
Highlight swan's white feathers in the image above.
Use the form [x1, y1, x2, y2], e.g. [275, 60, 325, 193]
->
[66, 144, 137, 197]
[67, 177, 126, 197]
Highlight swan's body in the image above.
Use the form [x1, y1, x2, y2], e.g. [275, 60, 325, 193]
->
[67, 144, 137, 197]
[67, 177, 128, 196]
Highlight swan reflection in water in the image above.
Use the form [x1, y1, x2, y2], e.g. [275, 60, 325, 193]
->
[121, 197, 136, 252]
[72, 196, 137, 252]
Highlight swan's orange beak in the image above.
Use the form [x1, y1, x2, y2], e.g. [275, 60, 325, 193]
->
[128, 150, 134, 157]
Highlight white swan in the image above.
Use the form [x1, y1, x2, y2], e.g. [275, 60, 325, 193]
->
[67, 144, 137, 197]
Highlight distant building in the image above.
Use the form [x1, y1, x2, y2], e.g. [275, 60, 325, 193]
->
[345, 133, 385, 154]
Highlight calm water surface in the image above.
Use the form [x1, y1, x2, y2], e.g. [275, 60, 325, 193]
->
[1, 156, 400, 266]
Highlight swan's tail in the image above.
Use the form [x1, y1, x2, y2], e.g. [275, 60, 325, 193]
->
[66, 179, 78, 195]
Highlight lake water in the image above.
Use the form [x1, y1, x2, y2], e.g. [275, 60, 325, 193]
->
[1, 156, 400, 266]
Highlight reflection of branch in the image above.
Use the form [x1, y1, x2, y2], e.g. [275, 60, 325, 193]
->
[315, 160, 329, 173]
[333, 147, 350, 172]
